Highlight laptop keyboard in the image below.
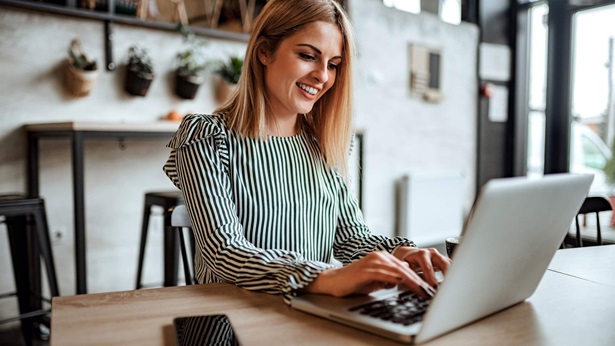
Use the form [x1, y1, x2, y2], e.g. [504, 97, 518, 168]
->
[348, 290, 432, 326]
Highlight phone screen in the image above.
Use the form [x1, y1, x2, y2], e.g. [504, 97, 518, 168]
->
[173, 314, 241, 346]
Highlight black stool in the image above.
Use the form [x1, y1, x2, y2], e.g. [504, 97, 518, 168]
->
[0, 195, 60, 346]
[135, 191, 185, 289]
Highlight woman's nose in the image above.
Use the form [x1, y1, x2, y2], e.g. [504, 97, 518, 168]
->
[310, 63, 329, 84]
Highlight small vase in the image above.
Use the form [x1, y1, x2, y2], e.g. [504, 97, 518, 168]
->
[125, 65, 154, 96]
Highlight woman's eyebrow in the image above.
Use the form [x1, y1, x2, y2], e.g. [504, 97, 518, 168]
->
[297, 43, 342, 60]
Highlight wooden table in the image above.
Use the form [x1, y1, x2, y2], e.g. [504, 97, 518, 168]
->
[25, 121, 179, 294]
[548, 244, 615, 287]
[51, 248, 615, 345]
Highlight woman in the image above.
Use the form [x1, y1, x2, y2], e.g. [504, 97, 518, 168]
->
[164, 0, 450, 303]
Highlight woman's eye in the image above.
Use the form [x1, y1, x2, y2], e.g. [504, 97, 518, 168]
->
[328, 63, 338, 70]
[299, 53, 316, 61]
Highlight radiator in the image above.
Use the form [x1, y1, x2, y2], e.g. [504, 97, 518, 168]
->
[395, 171, 465, 247]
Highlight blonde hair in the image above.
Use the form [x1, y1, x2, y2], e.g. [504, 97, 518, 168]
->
[214, 0, 356, 177]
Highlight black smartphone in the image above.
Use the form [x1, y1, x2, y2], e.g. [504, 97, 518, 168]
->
[173, 314, 241, 346]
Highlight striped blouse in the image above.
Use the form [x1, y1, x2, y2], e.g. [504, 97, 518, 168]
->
[163, 113, 414, 303]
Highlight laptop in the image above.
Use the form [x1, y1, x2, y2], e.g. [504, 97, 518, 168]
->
[290, 173, 593, 344]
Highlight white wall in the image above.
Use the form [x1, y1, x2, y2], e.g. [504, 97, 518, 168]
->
[351, 1, 478, 236]
[0, 5, 247, 320]
[0, 0, 478, 321]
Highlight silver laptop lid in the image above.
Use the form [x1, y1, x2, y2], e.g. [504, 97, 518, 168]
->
[415, 173, 593, 344]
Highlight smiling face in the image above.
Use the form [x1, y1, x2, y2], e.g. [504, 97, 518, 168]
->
[259, 21, 343, 122]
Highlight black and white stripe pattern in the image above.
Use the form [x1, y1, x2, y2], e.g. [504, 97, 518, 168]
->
[164, 114, 414, 303]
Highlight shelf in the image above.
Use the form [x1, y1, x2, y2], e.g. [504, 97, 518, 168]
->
[0, 0, 251, 42]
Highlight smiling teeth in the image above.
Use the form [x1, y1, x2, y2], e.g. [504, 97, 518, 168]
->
[298, 83, 317, 95]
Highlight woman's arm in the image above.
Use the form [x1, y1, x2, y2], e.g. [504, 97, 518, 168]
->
[332, 172, 414, 263]
[168, 115, 334, 303]
[309, 172, 450, 297]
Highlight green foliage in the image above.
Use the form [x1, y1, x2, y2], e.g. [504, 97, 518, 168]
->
[176, 26, 209, 79]
[215, 56, 244, 84]
[68, 39, 97, 71]
[603, 139, 615, 187]
[127, 45, 155, 77]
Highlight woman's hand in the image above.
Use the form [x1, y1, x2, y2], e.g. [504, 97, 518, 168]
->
[302, 249, 449, 299]
[392, 246, 451, 288]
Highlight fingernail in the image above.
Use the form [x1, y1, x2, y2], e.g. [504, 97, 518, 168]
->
[421, 285, 436, 298]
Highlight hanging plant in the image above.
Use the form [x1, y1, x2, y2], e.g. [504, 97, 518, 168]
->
[175, 26, 209, 99]
[124, 45, 155, 96]
[65, 39, 99, 97]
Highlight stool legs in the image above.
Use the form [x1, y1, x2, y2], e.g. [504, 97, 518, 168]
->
[32, 202, 59, 297]
[135, 192, 185, 289]
[6, 216, 35, 346]
[164, 208, 180, 287]
[135, 201, 153, 289]
[4, 208, 58, 345]
[135, 204, 181, 288]
[176, 223, 196, 285]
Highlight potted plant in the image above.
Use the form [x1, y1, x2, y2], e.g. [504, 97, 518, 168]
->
[602, 139, 615, 225]
[175, 26, 208, 99]
[603, 142, 615, 189]
[125, 45, 155, 96]
[65, 39, 99, 97]
[212, 56, 243, 104]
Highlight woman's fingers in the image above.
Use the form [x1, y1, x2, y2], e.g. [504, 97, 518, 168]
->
[411, 249, 439, 287]
[306, 249, 447, 299]
[398, 247, 451, 288]
[361, 252, 434, 299]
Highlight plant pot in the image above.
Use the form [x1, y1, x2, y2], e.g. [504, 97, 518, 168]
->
[125, 66, 154, 96]
[65, 59, 99, 97]
[175, 73, 203, 100]
[214, 77, 237, 105]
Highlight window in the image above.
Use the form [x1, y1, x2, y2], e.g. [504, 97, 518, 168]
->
[383, 0, 420, 14]
[383, 0, 461, 24]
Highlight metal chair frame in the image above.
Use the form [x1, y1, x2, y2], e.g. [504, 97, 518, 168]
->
[170, 204, 195, 285]
[571, 196, 612, 247]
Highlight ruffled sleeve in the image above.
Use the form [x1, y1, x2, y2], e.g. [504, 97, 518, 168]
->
[163, 114, 228, 190]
